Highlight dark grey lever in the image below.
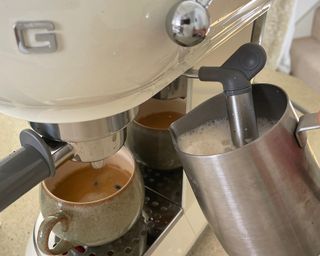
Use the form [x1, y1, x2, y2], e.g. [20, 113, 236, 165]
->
[0, 129, 55, 211]
[221, 43, 267, 80]
[198, 43, 267, 95]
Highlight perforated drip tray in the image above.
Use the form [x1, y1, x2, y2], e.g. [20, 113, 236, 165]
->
[140, 165, 183, 206]
[33, 167, 184, 256]
[63, 214, 147, 256]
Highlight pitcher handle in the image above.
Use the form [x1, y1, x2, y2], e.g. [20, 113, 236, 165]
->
[295, 112, 320, 147]
[37, 212, 74, 255]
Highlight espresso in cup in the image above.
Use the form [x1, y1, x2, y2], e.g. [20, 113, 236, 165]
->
[137, 111, 184, 130]
[51, 164, 131, 203]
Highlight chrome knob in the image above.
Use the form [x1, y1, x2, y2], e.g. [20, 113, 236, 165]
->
[166, 0, 211, 47]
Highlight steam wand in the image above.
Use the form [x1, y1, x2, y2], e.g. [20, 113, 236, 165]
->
[198, 43, 267, 147]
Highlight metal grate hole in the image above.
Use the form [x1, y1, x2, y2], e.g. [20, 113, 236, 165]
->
[124, 247, 132, 254]
[158, 182, 164, 187]
[161, 206, 168, 211]
[151, 201, 159, 207]
[107, 250, 114, 256]
[149, 222, 156, 228]
[132, 238, 140, 244]
[145, 208, 152, 215]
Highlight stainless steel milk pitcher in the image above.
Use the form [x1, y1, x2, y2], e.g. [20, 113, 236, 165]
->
[170, 84, 320, 256]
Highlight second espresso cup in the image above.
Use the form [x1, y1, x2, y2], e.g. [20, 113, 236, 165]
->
[37, 147, 144, 255]
[127, 98, 185, 170]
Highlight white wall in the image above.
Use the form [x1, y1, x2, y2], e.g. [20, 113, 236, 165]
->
[295, 0, 319, 21]
[294, 0, 320, 38]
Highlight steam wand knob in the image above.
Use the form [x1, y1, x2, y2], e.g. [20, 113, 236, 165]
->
[198, 43, 267, 147]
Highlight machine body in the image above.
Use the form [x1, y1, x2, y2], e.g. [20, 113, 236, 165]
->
[0, 0, 277, 255]
[0, 0, 271, 212]
[0, 0, 270, 123]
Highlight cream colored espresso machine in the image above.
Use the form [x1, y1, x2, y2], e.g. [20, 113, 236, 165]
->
[0, 1, 271, 255]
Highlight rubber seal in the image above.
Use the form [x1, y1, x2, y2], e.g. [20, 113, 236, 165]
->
[20, 129, 55, 176]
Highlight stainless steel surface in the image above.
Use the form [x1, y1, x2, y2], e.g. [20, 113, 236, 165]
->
[153, 76, 188, 100]
[51, 144, 74, 168]
[43, 130, 126, 162]
[250, 12, 267, 44]
[170, 84, 320, 256]
[30, 109, 137, 141]
[30, 109, 137, 162]
[183, 69, 199, 79]
[70, 131, 126, 162]
[166, 0, 211, 47]
[14, 21, 57, 54]
[143, 209, 183, 256]
[296, 111, 320, 147]
[225, 92, 258, 147]
[196, 0, 213, 8]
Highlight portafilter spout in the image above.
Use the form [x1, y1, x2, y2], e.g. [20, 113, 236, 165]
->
[198, 43, 267, 147]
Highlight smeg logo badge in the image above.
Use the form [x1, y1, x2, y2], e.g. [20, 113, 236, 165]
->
[14, 21, 57, 54]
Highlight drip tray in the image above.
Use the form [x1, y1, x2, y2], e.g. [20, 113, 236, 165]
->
[33, 167, 184, 256]
[140, 165, 183, 206]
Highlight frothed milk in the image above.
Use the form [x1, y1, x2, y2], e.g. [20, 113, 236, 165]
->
[178, 118, 275, 155]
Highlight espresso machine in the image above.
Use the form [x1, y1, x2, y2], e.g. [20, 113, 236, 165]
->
[0, 0, 274, 255]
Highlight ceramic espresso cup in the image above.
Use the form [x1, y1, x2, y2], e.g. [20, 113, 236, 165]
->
[126, 98, 185, 170]
[37, 147, 144, 255]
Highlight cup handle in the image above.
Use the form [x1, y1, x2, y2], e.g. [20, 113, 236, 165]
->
[37, 212, 74, 255]
[295, 111, 320, 147]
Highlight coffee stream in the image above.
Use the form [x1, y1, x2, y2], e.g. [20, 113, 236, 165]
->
[52, 164, 131, 203]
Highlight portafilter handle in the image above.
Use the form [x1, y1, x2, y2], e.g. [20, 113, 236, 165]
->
[0, 129, 73, 212]
[198, 43, 267, 147]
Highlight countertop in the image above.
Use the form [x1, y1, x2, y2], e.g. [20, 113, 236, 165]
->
[1, 69, 320, 256]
